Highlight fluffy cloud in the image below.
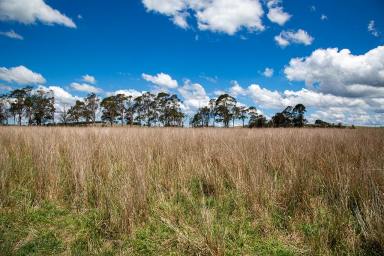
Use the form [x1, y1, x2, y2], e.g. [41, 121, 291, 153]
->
[0, 30, 23, 40]
[107, 89, 143, 98]
[142, 0, 265, 35]
[82, 74, 96, 84]
[263, 67, 274, 77]
[37, 85, 81, 113]
[227, 80, 383, 125]
[178, 80, 209, 113]
[284, 46, 384, 97]
[0, 65, 46, 84]
[70, 83, 102, 93]
[229, 81, 247, 96]
[275, 29, 314, 47]
[142, 72, 178, 89]
[0, 0, 76, 28]
[266, 0, 291, 26]
[368, 20, 379, 37]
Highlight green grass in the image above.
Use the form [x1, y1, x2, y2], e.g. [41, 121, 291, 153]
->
[1, 180, 297, 256]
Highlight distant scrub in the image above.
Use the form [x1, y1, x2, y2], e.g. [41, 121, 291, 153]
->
[0, 127, 383, 255]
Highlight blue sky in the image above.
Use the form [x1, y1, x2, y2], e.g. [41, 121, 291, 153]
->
[0, 0, 384, 125]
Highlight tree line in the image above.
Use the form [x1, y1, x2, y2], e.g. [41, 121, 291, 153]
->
[0, 86, 311, 128]
[0, 87, 185, 127]
[190, 93, 307, 128]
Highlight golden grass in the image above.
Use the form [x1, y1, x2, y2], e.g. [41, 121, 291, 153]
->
[0, 127, 383, 255]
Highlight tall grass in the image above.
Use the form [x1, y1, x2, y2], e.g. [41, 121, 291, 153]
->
[0, 127, 383, 255]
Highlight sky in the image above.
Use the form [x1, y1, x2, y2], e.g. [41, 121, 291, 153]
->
[0, 0, 384, 125]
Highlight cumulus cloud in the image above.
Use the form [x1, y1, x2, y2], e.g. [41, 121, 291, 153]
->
[284, 46, 384, 97]
[142, 0, 265, 35]
[142, 72, 178, 89]
[178, 80, 209, 113]
[82, 74, 96, 84]
[0, 65, 46, 84]
[229, 81, 247, 96]
[266, 0, 291, 26]
[0, 30, 23, 40]
[274, 29, 314, 47]
[368, 20, 379, 37]
[0, 0, 76, 28]
[107, 89, 143, 98]
[70, 82, 102, 93]
[263, 67, 274, 77]
[37, 85, 81, 113]
[224, 79, 384, 125]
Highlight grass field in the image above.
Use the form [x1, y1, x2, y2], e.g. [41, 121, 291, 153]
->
[0, 127, 383, 255]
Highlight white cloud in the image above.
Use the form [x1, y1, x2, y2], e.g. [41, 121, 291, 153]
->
[0, 30, 23, 40]
[321, 14, 327, 21]
[0, 65, 46, 84]
[230, 81, 246, 96]
[70, 82, 102, 93]
[266, 0, 291, 26]
[82, 74, 96, 84]
[107, 89, 143, 98]
[0, 0, 76, 28]
[37, 85, 81, 113]
[172, 12, 189, 29]
[195, 0, 265, 35]
[178, 80, 209, 113]
[368, 20, 379, 37]
[247, 84, 284, 109]
[275, 29, 314, 47]
[222, 80, 384, 125]
[142, 0, 265, 35]
[142, 72, 178, 89]
[263, 67, 274, 77]
[284, 46, 384, 97]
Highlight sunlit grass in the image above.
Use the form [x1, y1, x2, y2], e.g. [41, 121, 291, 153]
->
[0, 127, 383, 255]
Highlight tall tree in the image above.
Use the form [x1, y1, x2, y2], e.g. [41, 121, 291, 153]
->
[208, 98, 217, 127]
[59, 104, 70, 125]
[9, 86, 32, 125]
[0, 95, 8, 125]
[29, 89, 55, 125]
[215, 94, 237, 128]
[68, 100, 86, 124]
[292, 104, 306, 127]
[115, 94, 127, 126]
[84, 93, 99, 124]
[100, 96, 119, 126]
[238, 106, 248, 127]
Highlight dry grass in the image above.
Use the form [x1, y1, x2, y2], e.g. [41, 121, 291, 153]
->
[0, 127, 384, 255]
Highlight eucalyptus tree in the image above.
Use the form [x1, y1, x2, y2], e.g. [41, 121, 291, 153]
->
[68, 100, 86, 124]
[9, 86, 33, 125]
[208, 98, 217, 127]
[292, 104, 306, 127]
[125, 95, 135, 126]
[134, 92, 156, 126]
[115, 94, 127, 126]
[215, 94, 237, 128]
[29, 89, 55, 125]
[59, 104, 70, 125]
[157, 93, 184, 127]
[100, 96, 119, 126]
[0, 95, 8, 125]
[84, 93, 99, 124]
[232, 105, 241, 127]
[238, 106, 248, 127]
